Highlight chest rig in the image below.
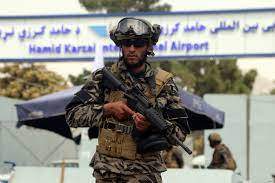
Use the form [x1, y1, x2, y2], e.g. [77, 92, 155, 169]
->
[97, 63, 173, 160]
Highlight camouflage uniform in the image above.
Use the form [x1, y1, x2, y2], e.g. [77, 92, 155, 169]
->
[94, 171, 162, 183]
[65, 59, 188, 182]
[208, 143, 237, 170]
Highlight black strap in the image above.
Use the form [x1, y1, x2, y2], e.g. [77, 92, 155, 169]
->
[147, 74, 157, 97]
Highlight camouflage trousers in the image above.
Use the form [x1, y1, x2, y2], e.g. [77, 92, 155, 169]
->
[93, 170, 162, 183]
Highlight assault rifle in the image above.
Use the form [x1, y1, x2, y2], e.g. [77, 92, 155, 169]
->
[102, 67, 192, 155]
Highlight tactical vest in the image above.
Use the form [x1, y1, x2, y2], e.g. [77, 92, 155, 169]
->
[97, 63, 173, 160]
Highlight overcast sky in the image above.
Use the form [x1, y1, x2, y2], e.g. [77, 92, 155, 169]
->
[0, 0, 274, 93]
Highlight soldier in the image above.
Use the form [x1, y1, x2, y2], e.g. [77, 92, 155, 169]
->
[65, 17, 190, 182]
[207, 132, 237, 171]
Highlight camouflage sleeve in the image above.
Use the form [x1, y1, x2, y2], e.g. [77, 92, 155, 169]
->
[218, 148, 231, 169]
[156, 78, 190, 142]
[156, 78, 181, 110]
[65, 69, 105, 128]
[207, 151, 217, 169]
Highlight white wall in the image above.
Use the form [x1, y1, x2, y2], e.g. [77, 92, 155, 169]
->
[1, 121, 78, 166]
[204, 94, 248, 180]
[204, 94, 275, 183]
[249, 96, 275, 182]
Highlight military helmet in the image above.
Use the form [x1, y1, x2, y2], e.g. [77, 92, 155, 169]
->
[110, 17, 161, 47]
[208, 132, 222, 142]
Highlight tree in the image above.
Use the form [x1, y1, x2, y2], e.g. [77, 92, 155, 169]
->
[171, 59, 257, 96]
[270, 82, 275, 94]
[69, 59, 257, 96]
[68, 68, 92, 86]
[79, 0, 171, 13]
[68, 62, 114, 86]
[0, 63, 68, 100]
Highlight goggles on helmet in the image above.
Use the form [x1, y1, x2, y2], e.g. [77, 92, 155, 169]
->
[116, 18, 151, 36]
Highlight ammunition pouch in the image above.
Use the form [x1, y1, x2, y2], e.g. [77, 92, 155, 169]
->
[132, 129, 172, 154]
[97, 120, 140, 160]
[137, 134, 171, 154]
[97, 127, 138, 160]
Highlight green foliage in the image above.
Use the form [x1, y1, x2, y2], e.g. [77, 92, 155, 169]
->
[79, 0, 171, 13]
[70, 60, 257, 96]
[68, 69, 92, 86]
[170, 59, 257, 96]
[0, 63, 68, 100]
[68, 62, 114, 86]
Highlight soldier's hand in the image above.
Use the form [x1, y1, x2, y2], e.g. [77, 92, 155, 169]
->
[132, 113, 150, 132]
[103, 101, 135, 121]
